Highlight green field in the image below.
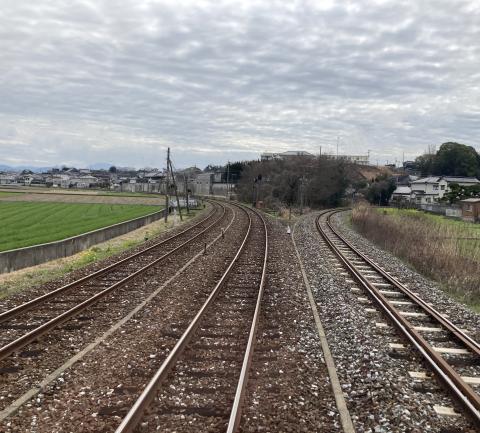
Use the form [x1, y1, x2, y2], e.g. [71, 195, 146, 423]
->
[0, 202, 162, 251]
[0, 191, 25, 197]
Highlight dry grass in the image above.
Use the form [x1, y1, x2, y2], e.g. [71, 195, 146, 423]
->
[351, 204, 480, 309]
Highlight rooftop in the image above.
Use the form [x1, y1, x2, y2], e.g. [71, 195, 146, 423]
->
[460, 198, 480, 202]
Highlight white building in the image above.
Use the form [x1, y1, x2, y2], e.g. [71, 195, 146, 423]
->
[260, 150, 314, 161]
[405, 176, 480, 204]
[323, 154, 370, 165]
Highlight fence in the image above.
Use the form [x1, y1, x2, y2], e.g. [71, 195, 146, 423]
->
[419, 203, 462, 218]
[0, 208, 166, 274]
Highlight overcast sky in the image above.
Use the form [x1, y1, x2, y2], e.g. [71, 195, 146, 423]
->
[1, 0, 479, 169]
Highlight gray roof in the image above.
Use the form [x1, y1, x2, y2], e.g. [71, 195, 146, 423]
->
[411, 176, 441, 184]
[412, 176, 480, 184]
[443, 176, 480, 184]
[460, 198, 480, 202]
[392, 186, 411, 194]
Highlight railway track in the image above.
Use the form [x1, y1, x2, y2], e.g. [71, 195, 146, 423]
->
[114, 204, 268, 433]
[316, 209, 480, 426]
[0, 201, 229, 362]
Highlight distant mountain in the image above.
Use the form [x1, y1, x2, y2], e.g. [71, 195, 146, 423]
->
[0, 162, 114, 172]
[0, 164, 53, 173]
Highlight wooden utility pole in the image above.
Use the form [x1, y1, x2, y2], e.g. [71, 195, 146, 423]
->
[168, 153, 183, 221]
[226, 161, 230, 199]
[184, 176, 190, 214]
[164, 148, 170, 223]
[300, 176, 305, 215]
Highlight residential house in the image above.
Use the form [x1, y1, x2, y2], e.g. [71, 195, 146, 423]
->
[391, 186, 412, 203]
[0, 173, 16, 185]
[409, 176, 480, 204]
[69, 175, 98, 189]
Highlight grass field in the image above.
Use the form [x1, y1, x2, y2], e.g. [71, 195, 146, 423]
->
[0, 202, 162, 251]
[351, 205, 480, 310]
[0, 191, 24, 197]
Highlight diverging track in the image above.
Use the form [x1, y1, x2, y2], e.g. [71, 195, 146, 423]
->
[115, 205, 268, 433]
[316, 209, 480, 427]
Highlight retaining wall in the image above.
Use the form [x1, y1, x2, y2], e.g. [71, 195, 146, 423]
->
[0, 208, 167, 274]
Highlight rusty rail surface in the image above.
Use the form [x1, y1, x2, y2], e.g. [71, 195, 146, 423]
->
[114, 203, 268, 433]
[315, 209, 480, 425]
[0, 201, 228, 361]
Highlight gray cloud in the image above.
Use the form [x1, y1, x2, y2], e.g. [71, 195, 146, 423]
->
[0, 0, 479, 168]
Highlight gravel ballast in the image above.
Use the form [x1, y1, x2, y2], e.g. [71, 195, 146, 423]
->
[294, 211, 478, 433]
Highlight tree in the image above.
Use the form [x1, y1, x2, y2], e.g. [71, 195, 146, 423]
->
[415, 142, 480, 177]
[433, 142, 479, 177]
[235, 156, 349, 210]
[442, 183, 480, 204]
[364, 175, 396, 205]
[415, 153, 436, 176]
[109, 166, 117, 173]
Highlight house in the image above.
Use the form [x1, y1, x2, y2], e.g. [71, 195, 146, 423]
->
[391, 186, 412, 203]
[69, 175, 98, 189]
[460, 198, 480, 222]
[410, 176, 480, 204]
[0, 173, 16, 185]
[410, 177, 447, 204]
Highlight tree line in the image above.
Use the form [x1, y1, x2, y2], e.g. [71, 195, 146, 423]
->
[415, 142, 480, 177]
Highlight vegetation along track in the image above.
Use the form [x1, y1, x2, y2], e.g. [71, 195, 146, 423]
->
[0, 201, 228, 362]
[317, 209, 480, 426]
[114, 204, 268, 433]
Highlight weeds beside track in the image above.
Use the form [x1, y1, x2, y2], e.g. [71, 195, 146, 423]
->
[351, 204, 480, 309]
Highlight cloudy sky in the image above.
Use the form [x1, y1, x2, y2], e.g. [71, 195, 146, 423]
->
[1, 0, 479, 169]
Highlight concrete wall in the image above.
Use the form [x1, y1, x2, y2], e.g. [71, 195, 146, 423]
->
[0, 208, 167, 274]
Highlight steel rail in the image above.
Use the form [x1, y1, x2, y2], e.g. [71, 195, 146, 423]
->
[315, 210, 480, 424]
[326, 209, 480, 357]
[0, 203, 221, 324]
[114, 203, 267, 433]
[226, 207, 268, 433]
[0, 202, 229, 361]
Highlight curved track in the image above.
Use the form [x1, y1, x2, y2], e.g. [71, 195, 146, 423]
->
[316, 209, 480, 425]
[0, 201, 229, 361]
[114, 203, 268, 433]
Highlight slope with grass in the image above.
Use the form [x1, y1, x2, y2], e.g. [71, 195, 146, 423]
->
[0, 202, 163, 251]
[351, 205, 480, 308]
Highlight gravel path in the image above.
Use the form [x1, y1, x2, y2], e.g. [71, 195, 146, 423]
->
[294, 211, 478, 433]
[239, 215, 339, 433]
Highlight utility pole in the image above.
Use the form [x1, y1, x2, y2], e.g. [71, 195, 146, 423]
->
[184, 176, 190, 214]
[168, 152, 183, 221]
[336, 136, 339, 158]
[164, 148, 170, 223]
[299, 176, 304, 215]
[226, 161, 230, 199]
